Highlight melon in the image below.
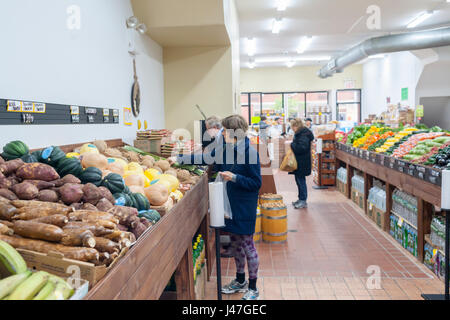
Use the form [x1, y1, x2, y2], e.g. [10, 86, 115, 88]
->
[154, 160, 170, 172]
[144, 183, 169, 206]
[144, 168, 161, 182]
[129, 185, 146, 196]
[127, 162, 144, 174]
[80, 143, 99, 155]
[81, 153, 108, 169]
[154, 179, 171, 193]
[158, 174, 179, 193]
[106, 161, 126, 176]
[124, 173, 145, 187]
[66, 152, 80, 159]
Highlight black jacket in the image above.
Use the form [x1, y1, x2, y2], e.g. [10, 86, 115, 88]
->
[290, 128, 315, 177]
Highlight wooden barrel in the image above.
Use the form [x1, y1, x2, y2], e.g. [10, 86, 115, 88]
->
[261, 205, 287, 244]
[253, 207, 262, 243]
[259, 194, 283, 207]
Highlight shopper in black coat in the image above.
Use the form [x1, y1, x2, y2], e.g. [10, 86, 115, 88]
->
[289, 119, 314, 209]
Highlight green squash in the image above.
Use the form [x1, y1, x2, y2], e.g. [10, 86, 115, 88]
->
[113, 192, 133, 207]
[39, 146, 66, 167]
[132, 193, 150, 211]
[101, 173, 125, 194]
[56, 157, 83, 178]
[2, 141, 29, 160]
[79, 167, 103, 186]
[20, 154, 38, 163]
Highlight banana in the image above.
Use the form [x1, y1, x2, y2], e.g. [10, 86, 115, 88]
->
[44, 282, 73, 300]
[32, 280, 55, 300]
[48, 274, 74, 292]
[0, 271, 32, 299]
[8, 271, 48, 300]
[0, 240, 27, 275]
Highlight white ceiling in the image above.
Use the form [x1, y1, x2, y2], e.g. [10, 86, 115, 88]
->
[236, 0, 450, 68]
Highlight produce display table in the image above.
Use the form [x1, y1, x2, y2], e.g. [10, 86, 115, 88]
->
[86, 173, 210, 300]
[336, 143, 440, 262]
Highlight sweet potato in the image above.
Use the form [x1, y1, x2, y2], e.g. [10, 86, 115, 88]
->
[59, 183, 83, 205]
[0, 191, 17, 203]
[37, 189, 59, 203]
[61, 229, 96, 248]
[0, 223, 13, 235]
[0, 220, 13, 228]
[31, 214, 68, 228]
[10, 200, 72, 212]
[13, 220, 65, 242]
[0, 156, 4, 164]
[0, 234, 99, 262]
[68, 211, 119, 224]
[82, 183, 102, 205]
[12, 182, 39, 200]
[0, 177, 12, 189]
[93, 237, 120, 254]
[25, 180, 55, 190]
[108, 206, 138, 227]
[0, 202, 18, 221]
[15, 163, 59, 181]
[51, 174, 81, 187]
[63, 221, 114, 237]
[131, 222, 148, 239]
[81, 203, 98, 211]
[98, 187, 115, 204]
[12, 207, 69, 220]
[117, 224, 128, 232]
[96, 198, 113, 212]
[0, 159, 24, 175]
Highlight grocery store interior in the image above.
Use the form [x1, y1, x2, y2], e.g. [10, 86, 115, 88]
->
[0, 0, 450, 301]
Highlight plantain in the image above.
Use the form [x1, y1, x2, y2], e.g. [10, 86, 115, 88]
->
[0, 240, 27, 275]
[44, 282, 73, 300]
[0, 271, 31, 299]
[32, 280, 55, 300]
[8, 271, 48, 300]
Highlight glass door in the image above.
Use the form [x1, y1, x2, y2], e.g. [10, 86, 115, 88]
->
[306, 91, 330, 125]
[336, 89, 361, 123]
[261, 93, 283, 123]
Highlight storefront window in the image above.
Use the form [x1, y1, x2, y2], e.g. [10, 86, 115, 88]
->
[284, 93, 305, 121]
[306, 92, 330, 125]
[336, 89, 361, 123]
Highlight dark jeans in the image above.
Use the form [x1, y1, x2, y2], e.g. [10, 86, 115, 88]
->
[295, 174, 308, 202]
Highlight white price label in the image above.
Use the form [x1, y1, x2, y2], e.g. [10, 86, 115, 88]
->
[113, 109, 119, 117]
[70, 106, 80, 115]
[397, 217, 404, 227]
[103, 108, 110, 116]
[7, 100, 22, 112]
[34, 103, 46, 113]
[22, 102, 34, 112]
[369, 203, 373, 210]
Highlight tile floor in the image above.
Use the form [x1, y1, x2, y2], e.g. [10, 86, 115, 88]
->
[204, 170, 444, 300]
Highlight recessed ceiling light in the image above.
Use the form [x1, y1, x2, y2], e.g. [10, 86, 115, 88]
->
[286, 60, 295, 68]
[276, 0, 288, 11]
[272, 18, 283, 34]
[407, 11, 434, 28]
[246, 38, 256, 57]
[296, 36, 314, 54]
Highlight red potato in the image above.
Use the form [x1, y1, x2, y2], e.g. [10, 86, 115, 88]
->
[15, 163, 59, 181]
[0, 159, 24, 175]
[59, 183, 84, 205]
[131, 222, 148, 239]
[96, 198, 113, 212]
[12, 182, 39, 200]
[37, 189, 59, 203]
[0, 189, 18, 201]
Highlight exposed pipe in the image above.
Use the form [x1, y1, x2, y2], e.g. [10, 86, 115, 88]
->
[318, 27, 450, 78]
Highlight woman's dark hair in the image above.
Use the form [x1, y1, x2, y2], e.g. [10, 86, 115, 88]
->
[222, 115, 249, 141]
[260, 116, 267, 121]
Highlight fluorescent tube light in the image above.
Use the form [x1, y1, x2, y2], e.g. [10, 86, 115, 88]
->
[246, 38, 256, 57]
[369, 54, 386, 59]
[272, 18, 283, 34]
[248, 62, 255, 69]
[296, 36, 313, 54]
[256, 56, 331, 63]
[286, 60, 295, 68]
[276, 0, 288, 11]
[407, 11, 434, 29]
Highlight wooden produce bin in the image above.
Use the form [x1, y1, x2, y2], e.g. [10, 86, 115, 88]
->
[134, 139, 162, 155]
[351, 187, 364, 210]
[85, 174, 210, 300]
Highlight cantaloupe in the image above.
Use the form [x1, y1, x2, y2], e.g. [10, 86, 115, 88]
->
[144, 183, 169, 206]
[80, 143, 99, 155]
[81, 153, 108, 169]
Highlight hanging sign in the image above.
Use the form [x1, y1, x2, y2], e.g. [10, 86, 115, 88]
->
[103, 108, 110, 117]
[401, 88, 409, 101]
[416, 105, 424, 118]
[7, 100, 22, 112]
[123, 107, 132, 126]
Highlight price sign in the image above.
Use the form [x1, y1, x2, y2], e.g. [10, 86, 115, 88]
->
[22, 102, 34, 112]
[103, 116, 110, 123]
[87, 115, 95, 123]
[34, 103, 46, 113]
[113, 109, 119, 117]
[70, 106, 80, 115]
[416, 105, 424, 118]
[85, 108, 97, 115]
[7, 100, 22, 112]
[113, 116, 119, 123]
[398, 217, 404, 227]
[71, 115, 80, 123]
[103, 108, 110, 117]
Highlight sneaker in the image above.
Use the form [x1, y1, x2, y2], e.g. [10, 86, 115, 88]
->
[294, 201, 307, 209]
[292, 200, 301, 206]
[222, 279, 248, 294]
[242, 288, 260, 300]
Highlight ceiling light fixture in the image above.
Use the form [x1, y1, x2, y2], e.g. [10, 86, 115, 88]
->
[276, 0, 288, 11]
[246, 38, 256, 57]
[126, 16, 139, 29]
[407, 11, 434, 29]
[296, 36, 314, 54]
[369, 54, 386, 59]
[136, 23, 148, 34]
[272, 18, 283, 34]
[286, 60, 295, 68]
[248, 58, 256, 69]
[256, 56, 331, 63]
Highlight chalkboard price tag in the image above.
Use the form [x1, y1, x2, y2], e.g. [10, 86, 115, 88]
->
[22, 102, 34, 113]
[85, 108, 97, 115]
[113, 116, 119, 123]
[34, 103, 46, 113]
[103, 109, 110, 117]
[87, 115, 95, 123]
[71, 115, 80, 123]
[70, 106, 80, 115]
[7, 100, 22, 112]
[103, 116, 110, 123]
[113, 109, 119, 117]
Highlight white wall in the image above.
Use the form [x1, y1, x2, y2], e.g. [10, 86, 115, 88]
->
[0, 0, 164, 149]
[420, 96, 450, 129]
[362, 52, 423, 119]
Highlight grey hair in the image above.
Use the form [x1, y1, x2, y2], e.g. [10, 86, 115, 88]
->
[206, 116, 222, 129]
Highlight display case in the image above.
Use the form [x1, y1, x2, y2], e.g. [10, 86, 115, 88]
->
[312, 133, 336, 186]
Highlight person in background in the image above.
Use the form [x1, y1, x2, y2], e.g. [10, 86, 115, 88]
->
[170, 115, 262, 300]
[289, 118, 314, 209]
[258, 116, 270, 143]
[286, 117, 295, 136]
[204, 116, 224, 151]
[305, 118, 313, 131]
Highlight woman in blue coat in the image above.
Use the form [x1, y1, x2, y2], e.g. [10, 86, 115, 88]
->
[173, 114, 262, 300]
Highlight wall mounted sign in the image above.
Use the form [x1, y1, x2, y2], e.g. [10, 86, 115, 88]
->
[33, 103, 46, 113]
[22, 102, 34, 113]
[123, 107, 132, 126]
[7, 100, 22, 112]
[103, 108, 110, 117]
[85, 108, 97, 115]
[401, 88, 409, 101]
[131, 58, 141, 117]
[416, 105, 424, 118]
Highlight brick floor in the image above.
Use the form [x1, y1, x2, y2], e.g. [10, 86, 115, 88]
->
[204, 171, 444, 300]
